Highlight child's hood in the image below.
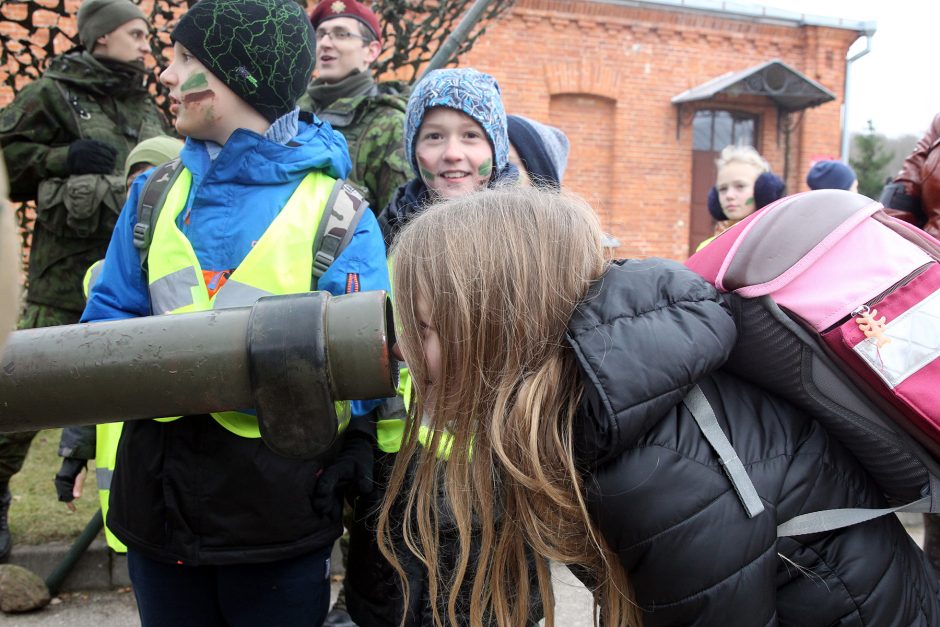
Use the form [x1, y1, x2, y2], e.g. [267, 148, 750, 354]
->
[179, 116, 353, 184]
[565, 259, 737, 468]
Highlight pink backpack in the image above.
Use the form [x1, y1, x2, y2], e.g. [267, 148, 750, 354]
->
[686, 189, 940, 535]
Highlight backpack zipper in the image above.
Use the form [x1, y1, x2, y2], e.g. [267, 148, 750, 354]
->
[821, 262, 933, 334]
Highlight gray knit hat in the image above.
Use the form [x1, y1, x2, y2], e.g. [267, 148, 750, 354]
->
[77, 0, 147, 49]
[506, 114, 570, 187]
[123, 135, 184, 182]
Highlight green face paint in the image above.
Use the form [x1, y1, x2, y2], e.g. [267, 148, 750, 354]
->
[417, 155, 435, 182]
[745, 197, 755, 206]
[181, 72, 210, 93]
[478, 158, 493, 177]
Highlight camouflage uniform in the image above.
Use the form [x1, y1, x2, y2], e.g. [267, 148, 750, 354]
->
[0, 51, 168, 482]
[298, 72, 409, 212]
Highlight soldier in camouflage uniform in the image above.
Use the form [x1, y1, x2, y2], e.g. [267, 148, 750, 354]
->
[0, 0, 168, 560]
[298, 0, 410, 213]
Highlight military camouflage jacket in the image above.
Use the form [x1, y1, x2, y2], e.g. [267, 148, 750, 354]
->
[299, 74, 409, 212]
[0, 51, 168, 314]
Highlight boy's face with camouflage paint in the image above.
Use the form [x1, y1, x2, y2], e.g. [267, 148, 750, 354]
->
[160, 43, 243, 144]
[415, 107, 494, 200]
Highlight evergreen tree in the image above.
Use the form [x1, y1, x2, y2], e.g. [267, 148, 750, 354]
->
[850, 120, 894, 199]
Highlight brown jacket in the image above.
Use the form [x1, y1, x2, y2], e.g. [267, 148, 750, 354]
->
[883, 112, 940, 239]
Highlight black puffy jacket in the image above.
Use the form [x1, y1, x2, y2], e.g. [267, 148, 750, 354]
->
[567, 259, 940, 626]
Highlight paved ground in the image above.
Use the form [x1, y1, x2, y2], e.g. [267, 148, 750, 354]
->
[0, 517, 925, 626]
[0, 563, 596, 626]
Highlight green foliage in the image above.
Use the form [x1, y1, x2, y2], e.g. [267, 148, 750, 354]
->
[9, 430, 100, 546]
[850, 120, 894, 199]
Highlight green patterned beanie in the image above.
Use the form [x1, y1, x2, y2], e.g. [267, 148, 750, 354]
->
[172, 0, 315, 123]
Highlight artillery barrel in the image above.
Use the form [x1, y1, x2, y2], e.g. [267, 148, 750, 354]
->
[0, 291, 396, 459]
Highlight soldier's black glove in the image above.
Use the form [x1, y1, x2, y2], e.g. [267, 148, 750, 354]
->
[312, 430, 375, 522]
[66, 139, 117, 175]
[54, 457, 87, 503]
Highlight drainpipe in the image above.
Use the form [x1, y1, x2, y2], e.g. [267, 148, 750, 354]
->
[840, 28, 875, 161]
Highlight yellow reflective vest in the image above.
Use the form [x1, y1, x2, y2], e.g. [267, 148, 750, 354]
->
[95, 422, 126, 552]
[83, 260, 128, 552]
[85, 168, 344, 551]
[145, 166, 341, 437]
[378, 257, 453, 458]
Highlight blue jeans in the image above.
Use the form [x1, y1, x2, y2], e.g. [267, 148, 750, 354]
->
[127, 546, 332, 627]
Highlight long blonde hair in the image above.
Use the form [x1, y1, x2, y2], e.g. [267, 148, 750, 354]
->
[380, 187, 640, 626]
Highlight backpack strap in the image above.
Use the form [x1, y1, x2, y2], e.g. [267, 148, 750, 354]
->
[133, 158, 184, 273]
[776, 496, 931, 537]
[685, 383, 934, 536]
[682, 384, 765, 519]
[312, 179, 369, 289]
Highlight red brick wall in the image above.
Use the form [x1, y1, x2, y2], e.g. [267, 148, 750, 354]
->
[549, 93, 615, 230]
[461, 0, 861, 259]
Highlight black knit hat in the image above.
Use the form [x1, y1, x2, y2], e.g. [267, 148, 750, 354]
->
[172, 0, 316, 123]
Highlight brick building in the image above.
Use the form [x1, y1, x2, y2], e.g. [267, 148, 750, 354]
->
[460, 0, 874, 258]
[1, 0, 873, 260]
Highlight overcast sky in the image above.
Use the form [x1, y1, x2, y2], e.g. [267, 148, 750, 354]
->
[756, 0, 938, 138]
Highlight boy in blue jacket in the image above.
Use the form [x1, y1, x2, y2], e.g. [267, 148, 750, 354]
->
[76, 0, 389, 623]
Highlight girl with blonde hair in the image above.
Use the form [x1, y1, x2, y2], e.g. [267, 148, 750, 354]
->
[698, 144, 784, 250]
[382, 186, 940, 626]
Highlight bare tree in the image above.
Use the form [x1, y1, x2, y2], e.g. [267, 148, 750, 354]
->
[371, 0, 516, 82]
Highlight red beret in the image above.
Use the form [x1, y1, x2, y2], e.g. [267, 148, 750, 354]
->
[309, 0, 381, 43]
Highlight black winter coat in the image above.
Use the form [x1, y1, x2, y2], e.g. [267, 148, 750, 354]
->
[107, 414, 354, 566]
[567, 259, 940, 626]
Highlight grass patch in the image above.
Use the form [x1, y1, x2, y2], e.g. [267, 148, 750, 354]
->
[9, 429, 101, 545]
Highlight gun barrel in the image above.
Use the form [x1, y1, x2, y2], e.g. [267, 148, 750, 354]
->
[0, 307, 254, 432]
[0, 291, 397, 459]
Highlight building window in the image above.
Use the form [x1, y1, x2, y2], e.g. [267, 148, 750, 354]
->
[692, 110, 757, 151]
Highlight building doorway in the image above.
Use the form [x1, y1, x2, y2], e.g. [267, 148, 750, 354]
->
[689, 110, 757, 254]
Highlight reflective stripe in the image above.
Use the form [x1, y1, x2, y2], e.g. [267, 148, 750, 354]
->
[83, 260, 105, 298]
[418, 424, 456, 460]
[96, 466, 112, 491]
[853, 290, 940, 387]
[96, 422, 127, 552]
[377, 418, 405, 453]
[212, 279, 274, 310]
[150, 266, 200, 314]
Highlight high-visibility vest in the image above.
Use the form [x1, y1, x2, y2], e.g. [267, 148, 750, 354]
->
[82, 260, 127, 552]
[378, 256, 453, 457]
[146, 167, 342, 437]
[95, 422, 127, 552]
[376, 369, 458, 458]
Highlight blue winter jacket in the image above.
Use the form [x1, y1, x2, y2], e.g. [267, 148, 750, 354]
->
[83, 116, 390, 415]
[84, 115, 392, 566]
